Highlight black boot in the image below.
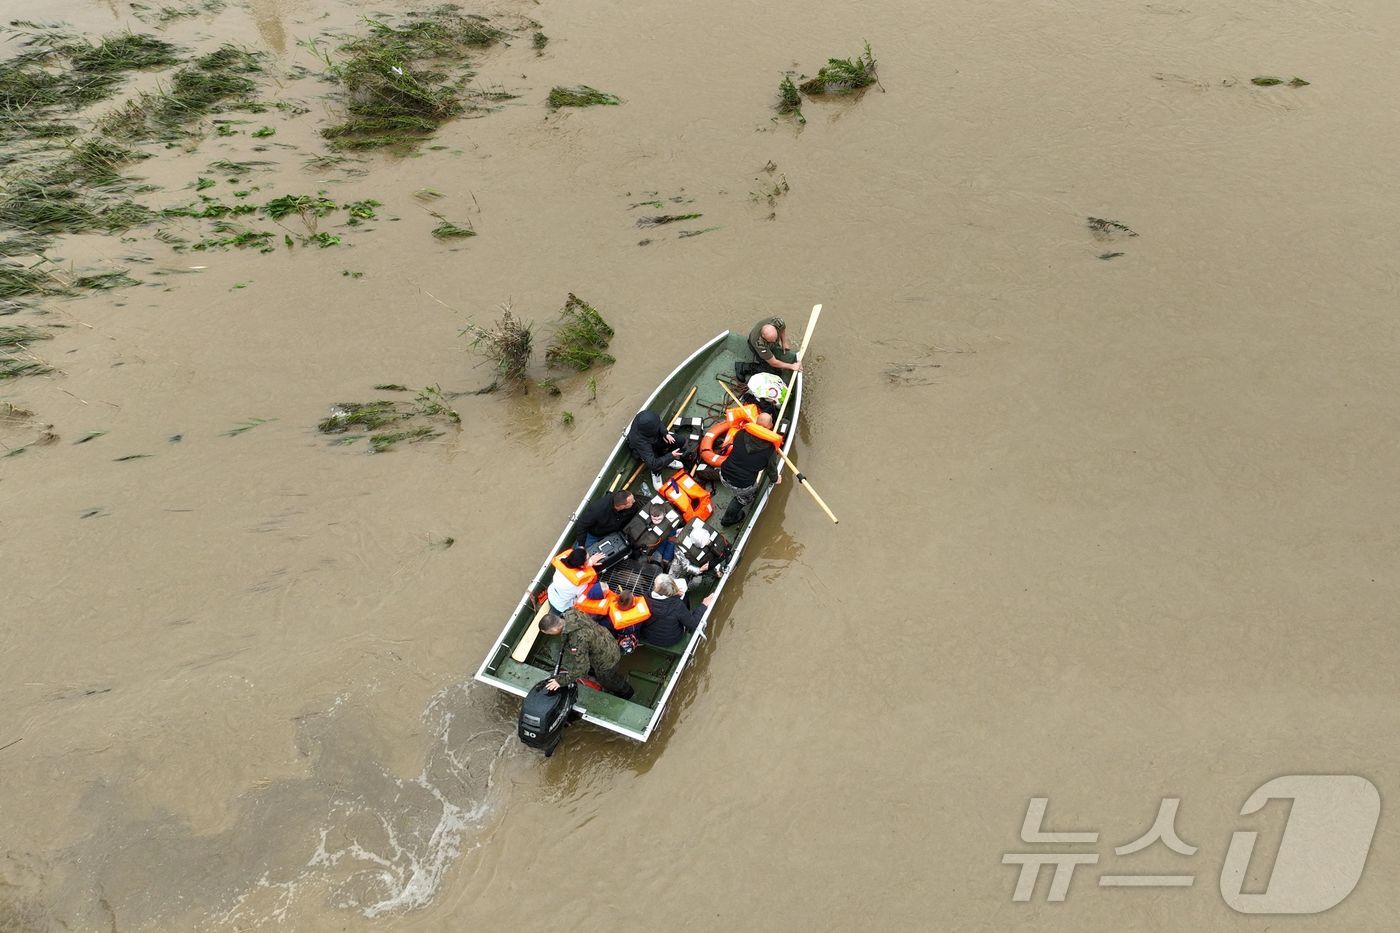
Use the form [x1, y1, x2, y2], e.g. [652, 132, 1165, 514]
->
[721, 500, 745, 527]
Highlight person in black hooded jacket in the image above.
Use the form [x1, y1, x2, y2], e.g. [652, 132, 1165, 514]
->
[639, 574, 716, 647]
[627, 410, 683, 489]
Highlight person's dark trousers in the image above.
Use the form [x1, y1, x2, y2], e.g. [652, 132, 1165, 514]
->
[756, 346, 797, 374]
[590, 663, 633, 699]
[720, 478, 761, 525]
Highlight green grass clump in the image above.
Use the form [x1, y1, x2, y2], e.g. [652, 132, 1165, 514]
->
[0, 261, 67, 300]
[777, 75, 804, 122]
[369, 426, 439, 453]
[47, 137, 149, 185]
[432, 219, 475, 238]
[412, 384, 460, 422]
[319, 386, 457, 451]
[150, 44, 262, 127]
[74, 271, 138, 289]
[263, 193, 337, 220]
[0, 61, 66, 113]
[318, 7, 508, 150]
[0, 359, 53, 380]
[188, 222, 273, 251]
[0, 233, 52, 257]
[0, 180, 148, 239]
[319, 401, 401, 433]
[0, 324, 51, 347]
[545, 293, 615, 371]
[636, 213, 701, 228]
[0, 321, 54, 378]
[66, 33, 181, 74]
[533, 32, 549, 51]
[345, 199, 379, 221]
[798, 42, 878, 94]
[464, 306, 533, 384]
[547, 85, 620, 108]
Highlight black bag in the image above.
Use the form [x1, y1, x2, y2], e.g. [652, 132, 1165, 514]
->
[586, 531, 631, 572]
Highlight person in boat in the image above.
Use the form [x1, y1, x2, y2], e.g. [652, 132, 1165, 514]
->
[541, 609, 635, 700]
[718, 411, 782, 527]
[640, 574, 715, 648]
[575, 489, 638, 547]
[625, 500, 682, 564]
[668, 520, 725, 588]
[748, 316, 802, 375]
[546, 546, 608, 614]
[627, 410, 685, 491]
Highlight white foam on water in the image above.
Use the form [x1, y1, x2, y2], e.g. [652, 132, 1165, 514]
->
[210, 682, 515, 928]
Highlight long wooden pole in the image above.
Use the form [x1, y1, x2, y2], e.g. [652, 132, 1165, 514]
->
[510, 598, 554, 662]
[773, 303, 821, 433]
[623, 384, 698, 490]
[717, 381, 838, 524]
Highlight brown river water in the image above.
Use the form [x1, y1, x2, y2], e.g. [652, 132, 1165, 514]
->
[3, 0, 1399, 929]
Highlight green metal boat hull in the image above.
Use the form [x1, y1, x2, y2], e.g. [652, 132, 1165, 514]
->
[473, 330, 803, 741]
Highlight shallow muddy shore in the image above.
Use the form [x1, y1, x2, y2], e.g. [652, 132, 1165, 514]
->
[3, 0, 1400, 929]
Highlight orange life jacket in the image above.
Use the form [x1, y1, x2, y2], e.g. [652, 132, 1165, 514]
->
[659, 469, 714, 522]
[741, 421, 783, 448]
[608, 596, 651, 631]
[574, 589, 612, 616]
[551, 550, 597, 588]
[726, 404, 758, 425]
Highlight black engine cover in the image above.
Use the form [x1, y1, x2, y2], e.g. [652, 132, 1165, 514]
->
[518, 678, 578, 756]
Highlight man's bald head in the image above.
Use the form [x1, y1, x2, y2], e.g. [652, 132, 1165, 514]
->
[757, 412, 774, 429]
[760, 324, 779, 342]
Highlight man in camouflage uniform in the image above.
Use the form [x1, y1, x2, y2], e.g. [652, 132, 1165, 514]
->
[747, 316, 801, 374]
[541, 609, 635, 700]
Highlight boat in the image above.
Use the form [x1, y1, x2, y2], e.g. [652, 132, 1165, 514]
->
[473, 329, 802, 742]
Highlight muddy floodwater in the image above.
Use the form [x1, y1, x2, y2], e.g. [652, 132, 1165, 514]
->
[3, 0, 1399, 928]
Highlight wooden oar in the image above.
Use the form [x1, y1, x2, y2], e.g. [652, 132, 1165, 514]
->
[717, 381, 838, 524]
[772, 303, 821, 433]
[623, 385, 699, 490]
[510, 597, 554, 662]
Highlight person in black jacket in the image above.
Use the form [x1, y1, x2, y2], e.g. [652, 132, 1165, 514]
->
[627, 410, 684, 491]
[718, 412, 782, 526]
[640, 574, 716, 647]
[575, 489, 637, 547]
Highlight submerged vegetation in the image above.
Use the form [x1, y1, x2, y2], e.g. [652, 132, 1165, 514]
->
[0, 34, 266, 285]
[636, 213, 701, 227]
[318, 385, 459, 452]
[315, 5, 511, 150]
[432, 219, 475, 238]
[1087, 217, 1138, 239]
[545, 293, 614, 371]
[1251, 75, 1310, 87]
[547, 85, 620, 108]
[0, 323, 54, 379]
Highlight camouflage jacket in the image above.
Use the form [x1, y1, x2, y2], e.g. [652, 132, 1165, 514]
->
[555, 609, 620, 688]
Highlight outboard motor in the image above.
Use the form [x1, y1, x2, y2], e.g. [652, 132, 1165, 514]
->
[518, 678, 578, 757]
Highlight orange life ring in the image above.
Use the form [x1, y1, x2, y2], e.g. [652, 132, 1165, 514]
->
[698, 420, 740, 468]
